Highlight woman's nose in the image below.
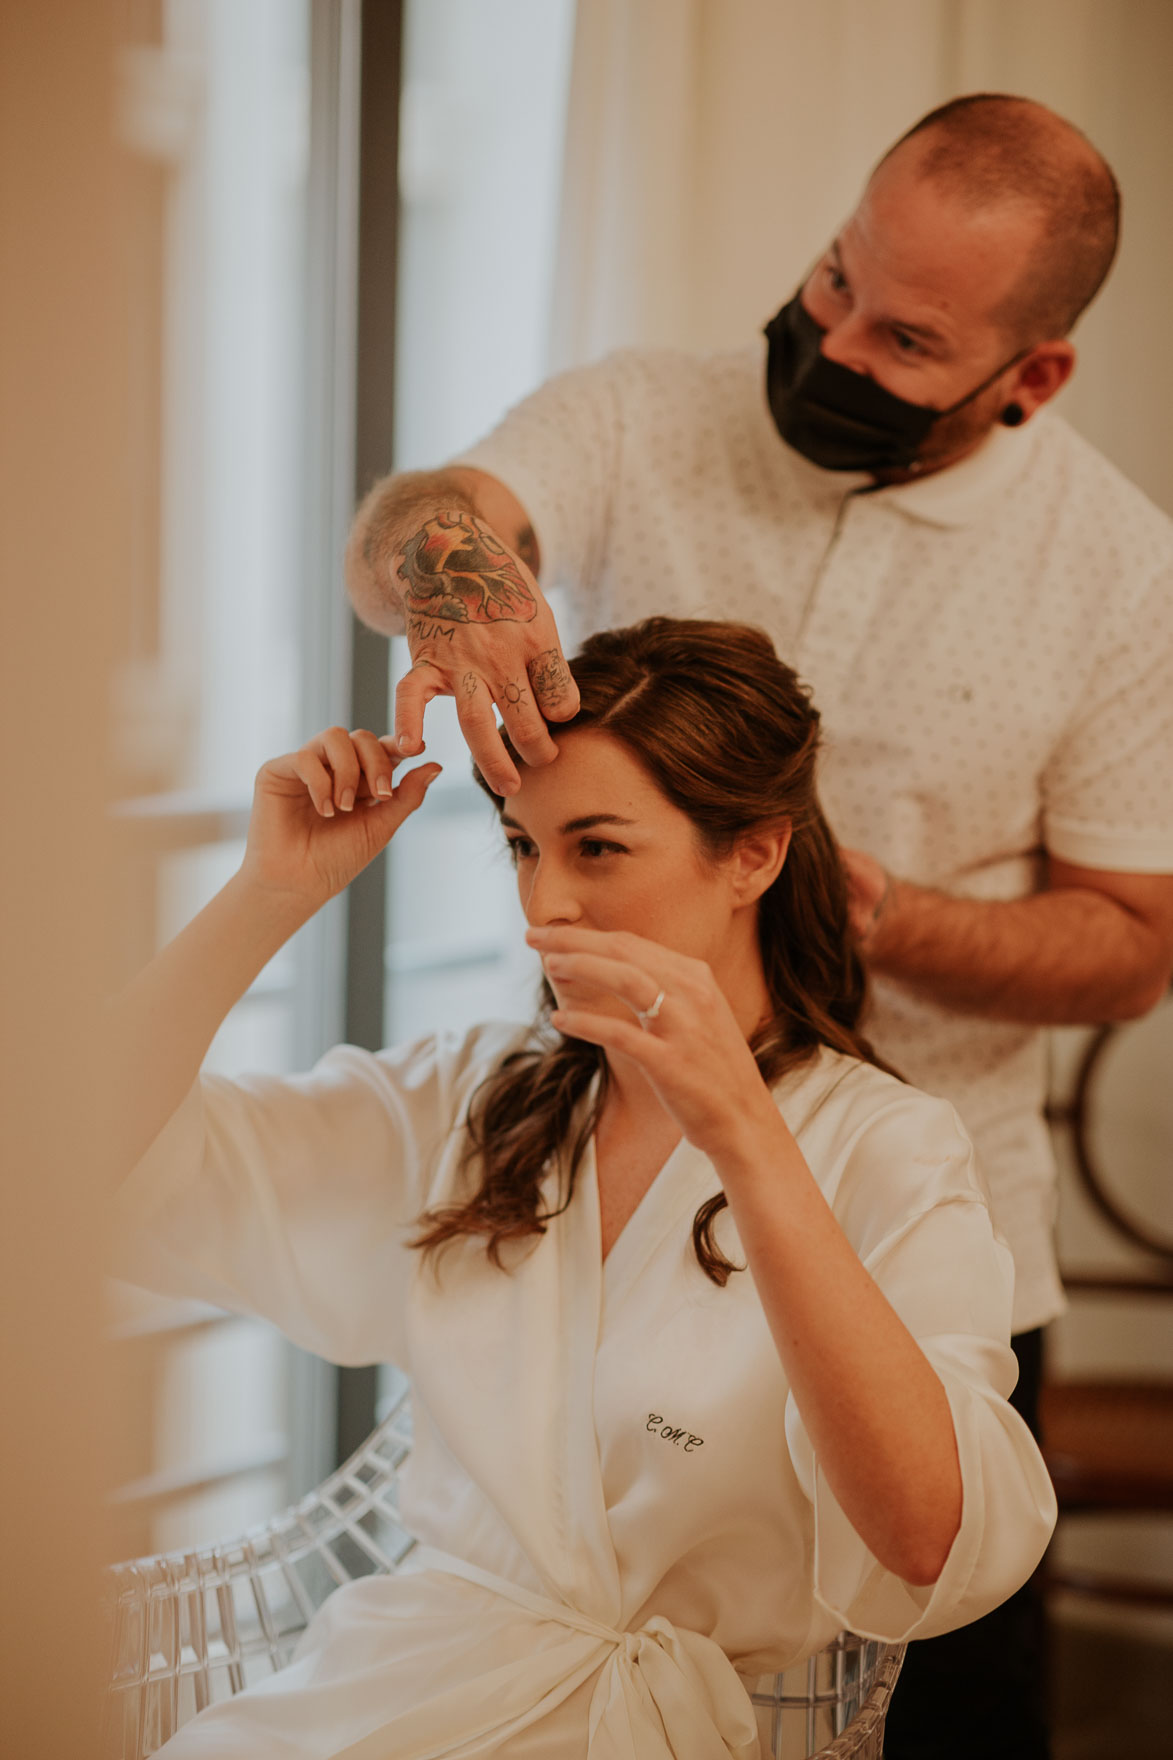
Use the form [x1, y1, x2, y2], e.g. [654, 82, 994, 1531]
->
[524, 859, 581, 928]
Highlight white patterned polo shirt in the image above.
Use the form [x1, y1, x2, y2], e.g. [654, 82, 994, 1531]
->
[453, 341, 1173, 1331]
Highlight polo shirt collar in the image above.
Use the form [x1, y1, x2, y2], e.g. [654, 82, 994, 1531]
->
[779, 411, 1040, 527]
[867, 418, 1039, 526]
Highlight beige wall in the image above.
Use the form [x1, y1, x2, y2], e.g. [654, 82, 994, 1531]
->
[0, 3, 132, 1753]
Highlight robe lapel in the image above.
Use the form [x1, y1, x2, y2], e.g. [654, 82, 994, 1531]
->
[407, 1143, 622, 1623]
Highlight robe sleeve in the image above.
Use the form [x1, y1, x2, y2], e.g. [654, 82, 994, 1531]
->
[109, 1021, 527, 1368]
[782, 1080, 1058, 1643]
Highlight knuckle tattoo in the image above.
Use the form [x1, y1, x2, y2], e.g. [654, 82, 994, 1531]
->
[499, 678, 529, 709]
[527, 648, 573, 707]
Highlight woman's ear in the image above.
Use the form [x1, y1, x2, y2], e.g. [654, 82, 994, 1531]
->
[730, 823, 791, 906]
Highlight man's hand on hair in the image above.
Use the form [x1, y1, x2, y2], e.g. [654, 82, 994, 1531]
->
[391, 510, 578, 795]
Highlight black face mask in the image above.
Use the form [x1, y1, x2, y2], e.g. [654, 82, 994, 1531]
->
[764, 292, 1026, 474]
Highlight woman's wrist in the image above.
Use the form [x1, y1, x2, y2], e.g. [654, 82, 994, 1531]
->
[223, 868, 319, 957]
[705, 1088, 804, 1192]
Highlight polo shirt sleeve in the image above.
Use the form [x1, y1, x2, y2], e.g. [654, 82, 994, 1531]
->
[450, 354, 625, 606]
[1041, 555, 1173, 873]
[109, 1023, 525, 1368]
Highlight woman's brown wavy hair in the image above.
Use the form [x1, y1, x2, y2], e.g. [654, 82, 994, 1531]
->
[410, 616, 886, 1285]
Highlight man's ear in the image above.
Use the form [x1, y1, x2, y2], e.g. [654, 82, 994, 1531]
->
[1005, 341, 1076, 422]
[730, 824, 792, 906]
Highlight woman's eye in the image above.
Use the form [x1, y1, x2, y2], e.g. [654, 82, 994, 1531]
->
[579, 839, 625, 859]
[506, 838, 535, 863]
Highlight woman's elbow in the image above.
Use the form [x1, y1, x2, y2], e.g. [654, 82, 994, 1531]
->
[891, 1487, 963, 1587]
[899, 1528, 957, 1588]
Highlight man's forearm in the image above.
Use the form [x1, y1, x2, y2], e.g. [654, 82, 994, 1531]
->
[345, 470, 479, 634]
[868, 879, 1169, 1025]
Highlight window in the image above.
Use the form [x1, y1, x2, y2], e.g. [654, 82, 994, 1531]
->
[108, 0, 577, 1560]
[377, 0, 575, 1414]
[109, 0, 358, 1561]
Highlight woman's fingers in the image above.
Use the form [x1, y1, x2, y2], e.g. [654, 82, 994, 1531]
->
[539, 949, 666, 1020]
[278, 728, 430, 822]
[287, 747, 338, 818]
[546, 1005, 656, 1059]
[384, 759, 442, 829]
[350, 728, 397, 804]
[527, 925, 680, 982]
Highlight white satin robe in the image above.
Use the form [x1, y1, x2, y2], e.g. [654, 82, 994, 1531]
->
[111, 1023, 1057, 1758]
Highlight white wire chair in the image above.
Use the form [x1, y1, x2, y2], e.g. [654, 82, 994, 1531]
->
[102, 1385, 904, 1759]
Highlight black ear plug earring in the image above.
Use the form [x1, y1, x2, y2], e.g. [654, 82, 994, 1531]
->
[1001, 403, 1025, 427]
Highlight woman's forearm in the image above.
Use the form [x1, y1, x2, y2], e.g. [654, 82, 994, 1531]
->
[716, 1105, 963, 1585]
[106, 874, 312, 1182]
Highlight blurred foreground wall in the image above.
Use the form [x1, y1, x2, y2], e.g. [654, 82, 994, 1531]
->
[0, 3, 131, 1754]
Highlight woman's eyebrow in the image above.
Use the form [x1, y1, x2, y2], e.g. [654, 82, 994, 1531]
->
[499, 812, 637, 834]
[560, 813, 638, 834]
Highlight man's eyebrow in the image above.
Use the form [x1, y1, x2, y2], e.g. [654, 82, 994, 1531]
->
[831, 237, 951, 348]
[499, 812, 638, 834]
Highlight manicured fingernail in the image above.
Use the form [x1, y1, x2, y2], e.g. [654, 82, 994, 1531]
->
[321, 799, 335, 818]
[340, 788, 355, 812]
[376, 777, 393, 798]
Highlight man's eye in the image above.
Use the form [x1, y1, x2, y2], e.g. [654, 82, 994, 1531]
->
[824, 262, 848, 295]
[891, 328, 925, 356]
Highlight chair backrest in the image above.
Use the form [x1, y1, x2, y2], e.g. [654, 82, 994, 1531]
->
[1041, 999, 1173, 1608]
[102, 1386, 903, 1759]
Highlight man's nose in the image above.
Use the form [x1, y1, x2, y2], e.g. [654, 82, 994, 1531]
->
[817, 312, 874, 379]
[524, 859, 581, 928]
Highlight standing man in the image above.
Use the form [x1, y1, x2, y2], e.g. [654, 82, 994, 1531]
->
[346, 95, 1173, 1757]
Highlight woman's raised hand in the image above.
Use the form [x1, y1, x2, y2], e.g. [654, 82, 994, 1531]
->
[240, 727, 441, 912]
[526, 925, 777, 1160]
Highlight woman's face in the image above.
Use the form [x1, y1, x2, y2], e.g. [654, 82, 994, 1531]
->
[502, 728, 755, 1021]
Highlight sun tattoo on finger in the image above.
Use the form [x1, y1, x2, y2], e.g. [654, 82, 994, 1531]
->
[500, 679, 529, 709]
[528, 649, 573, 710]
[398, 513, 538, 626]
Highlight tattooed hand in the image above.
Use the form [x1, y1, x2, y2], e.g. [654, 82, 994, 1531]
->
[394, 510, 579, 794]
[399, 513, 537, 625]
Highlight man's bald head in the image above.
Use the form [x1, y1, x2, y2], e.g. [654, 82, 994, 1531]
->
[874, 94, 1120, 345]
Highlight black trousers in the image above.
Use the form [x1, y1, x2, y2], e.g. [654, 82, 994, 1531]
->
[882, 1329, 1051, 1760]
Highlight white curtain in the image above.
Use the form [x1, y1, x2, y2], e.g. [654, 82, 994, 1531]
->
[549, 0, 1173, 515]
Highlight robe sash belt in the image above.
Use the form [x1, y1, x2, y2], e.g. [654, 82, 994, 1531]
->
[391, 1545, 762, 1760]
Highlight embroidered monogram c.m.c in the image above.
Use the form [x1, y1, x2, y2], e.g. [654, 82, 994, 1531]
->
[646, 1413, 704, 1452]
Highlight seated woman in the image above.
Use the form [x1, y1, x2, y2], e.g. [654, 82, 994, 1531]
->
[110, 617, 1056, 1760]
